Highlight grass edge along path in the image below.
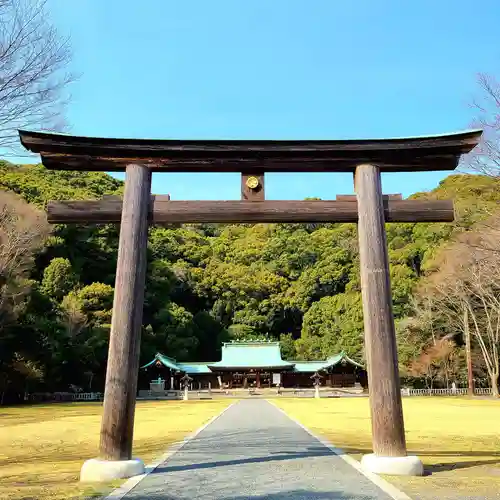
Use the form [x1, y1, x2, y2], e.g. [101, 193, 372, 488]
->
[271, 397, 500, 500]
[0, 399, 231, 500]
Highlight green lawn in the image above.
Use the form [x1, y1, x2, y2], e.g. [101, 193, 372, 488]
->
[272, 397, 500, 499]
[0, 400, 230, 500]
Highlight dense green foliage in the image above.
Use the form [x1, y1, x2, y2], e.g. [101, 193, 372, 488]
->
[1, 160, 500, 401]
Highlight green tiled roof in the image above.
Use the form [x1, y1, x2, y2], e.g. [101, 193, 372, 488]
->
[142, 346, 364, 374]
[324, 352, 364, 369]
[142, 355, 214, 374]
[177, 362, 213, 374]
[291, 361, 329, 373]
[207, 341, 294, 370]
[141, 353, 182, 371]
[290, 353, 364, 372]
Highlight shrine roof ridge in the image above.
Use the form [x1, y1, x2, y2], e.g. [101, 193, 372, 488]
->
[207, 341, 293, 370]
[18, 128, 482, 173]
[141, 350, 365, 373]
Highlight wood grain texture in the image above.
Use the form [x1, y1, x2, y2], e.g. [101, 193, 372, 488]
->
[19, 128, 482, 154]
[336, 194, 403, 201]
[99, 164, 151, 461]
[46, 198, 454, 224]
[37, 152, 460, 173]
[355, 163, 407, 458]
[17, 129, 482, 173]
[241, 172, 265, 201]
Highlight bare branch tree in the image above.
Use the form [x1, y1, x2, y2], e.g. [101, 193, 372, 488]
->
[0, 189, 50, 402]
[0, 189, 50, 277]
[0, 0, 75, 154]
[408, 338, 458, 389]
[0, 189, 50, 319]
[466, 73, 500, 176]
[426, 234, 500, 397]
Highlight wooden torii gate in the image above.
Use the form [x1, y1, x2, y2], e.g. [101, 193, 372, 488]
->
[19, 129, 481, 480]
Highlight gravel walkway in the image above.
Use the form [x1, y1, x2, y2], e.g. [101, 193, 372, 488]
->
[122, 399, 397, 500]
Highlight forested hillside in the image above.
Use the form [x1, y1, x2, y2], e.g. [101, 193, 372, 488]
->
[1, 161, 500, 402]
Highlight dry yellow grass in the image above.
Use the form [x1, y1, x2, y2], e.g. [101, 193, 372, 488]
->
[272, 397, 500, 499]
[0, 399, 230, 500]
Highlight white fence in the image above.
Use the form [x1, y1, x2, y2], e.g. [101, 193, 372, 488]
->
[27, 391, 103, 402]
[72, 392, 103, 401]
[402, 387, 492, 396]
[75, 388, 495, 399]
[28, 388, 494, 402]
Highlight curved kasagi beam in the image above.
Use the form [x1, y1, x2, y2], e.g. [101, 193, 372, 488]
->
[18, 129, 482, 173]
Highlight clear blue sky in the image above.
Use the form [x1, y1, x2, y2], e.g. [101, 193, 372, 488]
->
[39, 0, 500, 199]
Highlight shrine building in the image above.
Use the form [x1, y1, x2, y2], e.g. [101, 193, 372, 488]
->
[141, 340, 367, 390]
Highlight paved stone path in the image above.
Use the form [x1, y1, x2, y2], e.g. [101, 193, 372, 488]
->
[122, 399, 397, 500]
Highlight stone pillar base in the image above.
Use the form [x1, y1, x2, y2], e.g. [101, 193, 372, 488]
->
[80, 458, 145, 482]
[361, 453, 424, 476]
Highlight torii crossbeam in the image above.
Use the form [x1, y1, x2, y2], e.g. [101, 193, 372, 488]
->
[19, 128, 481, 481]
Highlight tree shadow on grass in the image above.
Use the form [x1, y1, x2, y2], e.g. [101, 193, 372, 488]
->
[339, 446, 500, 458]
[424, 458, 500, 475]
[0, 448, 97, 468]
[339, 446, 500, 476]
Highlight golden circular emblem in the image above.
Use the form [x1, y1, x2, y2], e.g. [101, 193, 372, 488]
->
[246, 176, 260, 190]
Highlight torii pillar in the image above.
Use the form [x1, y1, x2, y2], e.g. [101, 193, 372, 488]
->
[355, 165, 423, 475]
[82, 164, 152, 481]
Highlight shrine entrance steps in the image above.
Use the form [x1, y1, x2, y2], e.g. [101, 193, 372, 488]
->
[116, 399, 399, 499]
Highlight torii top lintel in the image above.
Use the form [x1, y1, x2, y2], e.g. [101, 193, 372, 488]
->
[18, 129, 482, 173]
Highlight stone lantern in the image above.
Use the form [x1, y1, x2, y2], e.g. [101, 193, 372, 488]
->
[311, 371, 323, 399]
[180, 373, 193, 401]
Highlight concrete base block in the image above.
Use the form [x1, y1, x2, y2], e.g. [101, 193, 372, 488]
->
[80, 458, 145, 483]
[361, 453, 424, 476]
